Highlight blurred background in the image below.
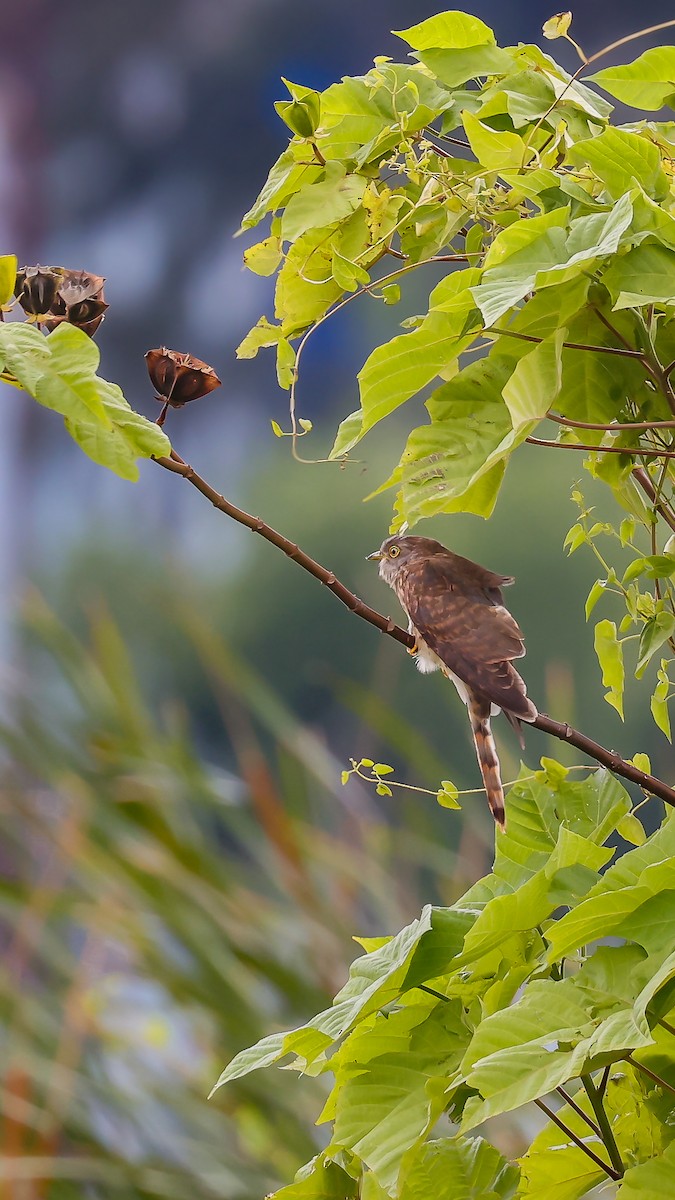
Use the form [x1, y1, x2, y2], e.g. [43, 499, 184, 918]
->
[0, 1, 673, 1196]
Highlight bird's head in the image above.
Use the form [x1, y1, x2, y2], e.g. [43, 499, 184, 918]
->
[366, 534, 441, 583]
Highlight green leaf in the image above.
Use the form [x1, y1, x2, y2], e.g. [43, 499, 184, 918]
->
[351, 270, 481, 446]
[617, 812, 647, 847]
[211, 905, 469, 1090]
[0, 322, 109, 425]
[461, 973, 652, 1130]
[417, 45, 514, 88]
[585, 579, 607, 620]
[378, 352, 514, 527]
[546, 818, 675, 960]
[616, 1139, 675, 1197]
[567, 128, 667, 201]
[276, 338, 296, 390]
[594, 619, 625, 718]
[236, 316, 283, 359]
[651, 679, 672, 741]
[281, 165, 367, 243]
[271, 1154, 359, 1199]
[588, 47, 675, 111]
[518, 1094, 606, 1199]
[243, 237, 283, 276]
[501, 330, 564, 431]
[327, 1002, 470, 1190]
[602, 243, 675, 310]
[463, 111, 533, 171]
[393, 12, 496, 51]
[331, 247, 370, 292]
[542, 12, 572, 39]
[240, 147, 321, 232]
[398, 1136, 519, 1200]
[636, 612, 675, 679]
[0, 254, 17, 306]
[66, 381, 171, 480]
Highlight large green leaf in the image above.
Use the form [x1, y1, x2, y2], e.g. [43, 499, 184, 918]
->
[281, 165, 367, 242]
[518, 1093, 606, 1200]
[588, 48, 675, 111]
[393, 12, 496, 51]
[567, 128, 668, 201]
[418, 45, 515, 88]
[457, 826, 613, 968]
[241, 148, 321, 231]
[601, 243, 675, 310]
[546, 818, 675, 960]
[460, 976, 652, 1129]
[212, 904, 472, 1090]
[327, 1001, 469, 1190]
[339, 269, 481, 451]
[463, 111, 532, 171]
[271, 1154, 359, 1199]
[617, 1140, 675, 1198]
[398, 1136, 519, 1200]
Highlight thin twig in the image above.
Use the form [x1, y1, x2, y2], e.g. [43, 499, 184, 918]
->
[533, 1098, 619, 1180]
[583, 19, 675, 67]
[153, 448, 675, 810]
[486, 325, 644, 361]
[629, 1055, 675, 1097]
[632, 468, 675, 534]
[556, 1085, 602, 1138]
[525, 435, 675, 460]
[548, 413, 675, 433]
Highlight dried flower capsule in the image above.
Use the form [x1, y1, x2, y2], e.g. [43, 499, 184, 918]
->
[15, 265, 65, 317]
[145, 347, 221, 407]
[42, 269, 108, 334]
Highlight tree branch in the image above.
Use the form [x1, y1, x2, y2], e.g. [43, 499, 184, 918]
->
[533, 1098, 619, 1180]
[153, 448, 675, 810]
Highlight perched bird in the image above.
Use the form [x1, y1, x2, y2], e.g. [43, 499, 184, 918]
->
[367, 534, 537, 829]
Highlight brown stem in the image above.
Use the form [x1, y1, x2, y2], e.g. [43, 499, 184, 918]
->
[548, 413, 675, 433]
[526, 435, 675, 460]
[628, 1055, 675, 1098]
[486, 326, 644, 361]
[632, 467, 675, 533]
[533, 1098, 619, 1180]
[153, 449, 675, 810]
[556, 1085, 602, 1138]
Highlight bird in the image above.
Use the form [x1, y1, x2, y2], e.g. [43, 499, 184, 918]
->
[366, 534, 537, 829]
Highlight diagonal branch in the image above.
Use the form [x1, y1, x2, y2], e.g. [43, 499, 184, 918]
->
[533, 1098, 619, 1180]
[153, 448, 675, 810]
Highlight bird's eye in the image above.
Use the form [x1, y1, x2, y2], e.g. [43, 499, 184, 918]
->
[389, 545, 400, 558]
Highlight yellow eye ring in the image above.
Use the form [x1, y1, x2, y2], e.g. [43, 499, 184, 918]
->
[389, 545, 400, 558]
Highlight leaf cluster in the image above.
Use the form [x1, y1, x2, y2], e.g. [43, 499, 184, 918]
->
[0, 260, 170, 478]
[214, 763, 675, 1198]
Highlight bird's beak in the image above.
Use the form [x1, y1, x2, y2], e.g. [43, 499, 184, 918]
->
[366, 550, 384, 561]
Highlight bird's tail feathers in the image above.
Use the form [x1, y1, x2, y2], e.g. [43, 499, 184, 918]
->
[467, 692, 505, 829]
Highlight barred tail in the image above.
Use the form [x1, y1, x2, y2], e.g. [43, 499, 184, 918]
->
[467, 692, 505, 830]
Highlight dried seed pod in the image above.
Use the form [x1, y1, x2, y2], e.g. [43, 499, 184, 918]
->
[15, 265, 65, 317]
[145, 347, 221, 407]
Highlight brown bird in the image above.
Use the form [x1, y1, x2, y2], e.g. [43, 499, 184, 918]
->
[367, 535, 537, 829]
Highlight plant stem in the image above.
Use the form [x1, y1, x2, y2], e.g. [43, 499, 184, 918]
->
[486, 325, 644, 361]
[548, 413, 675, 433]
[525, 436, 675, 460]
[533, 1098, 619, 1180]
[556, 1085, 602, 1138]
[629, 1055, 675, 1097]
[581, 1073, 624, 1178]
[632, 467, 675, 534]
[153, 447, 675, 811]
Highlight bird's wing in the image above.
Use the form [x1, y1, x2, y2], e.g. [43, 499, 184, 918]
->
[399, 555, 536, 719]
